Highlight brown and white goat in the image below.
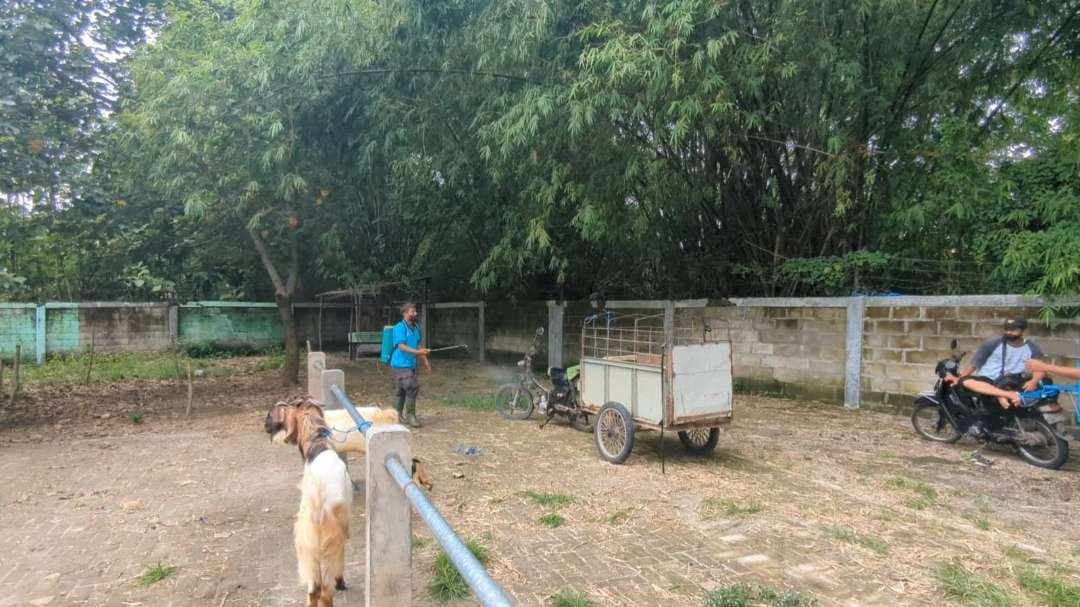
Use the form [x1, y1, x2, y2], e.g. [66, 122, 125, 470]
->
[265, 400, 352, 607]
[265, 395, 432, 490]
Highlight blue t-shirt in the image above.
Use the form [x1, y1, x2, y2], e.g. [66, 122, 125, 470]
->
[390, 320, 422, 368]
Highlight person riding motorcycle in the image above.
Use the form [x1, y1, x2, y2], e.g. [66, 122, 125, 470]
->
[945, 317, 1045, 410]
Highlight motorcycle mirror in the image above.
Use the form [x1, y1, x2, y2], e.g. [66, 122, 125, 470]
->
[950, 338, 958, 350]
[536, 327, 545, 336]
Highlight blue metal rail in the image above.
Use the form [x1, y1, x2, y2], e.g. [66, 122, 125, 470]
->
[324, 369, 514, 606]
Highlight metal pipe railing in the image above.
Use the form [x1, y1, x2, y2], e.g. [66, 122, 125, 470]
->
[328, 382, 372, 432]
[384, 455, 514, 607]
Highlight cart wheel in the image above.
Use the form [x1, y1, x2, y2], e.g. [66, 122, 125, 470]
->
[495, 384, 534, 420]
[677, 427, 720, 455]
[595, 402, 634, 464]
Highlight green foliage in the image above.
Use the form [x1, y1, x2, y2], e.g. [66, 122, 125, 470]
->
[932, 561, 1017, 607]
[551, 589, 593, 607]
[538, 513, 565, 528]
[703, 583, 817, 607]
[1015, 565, 1080, 606]
[135, 562, 177, 587]
[699, 497, 763, 519]
[520, 490, 574, 508]
[429, 539, 489, 602]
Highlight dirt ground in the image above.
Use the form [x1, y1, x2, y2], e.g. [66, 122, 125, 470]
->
[0, 356, 1077, 607]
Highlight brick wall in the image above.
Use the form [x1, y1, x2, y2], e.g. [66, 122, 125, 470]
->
[862, 304, 1080, 407]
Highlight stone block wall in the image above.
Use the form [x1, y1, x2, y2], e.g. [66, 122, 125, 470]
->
[861, 304, 1080, 407]
[695, 305, 848, 402]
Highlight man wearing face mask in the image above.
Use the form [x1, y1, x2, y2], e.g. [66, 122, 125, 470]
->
[956, 317, 1046, 410]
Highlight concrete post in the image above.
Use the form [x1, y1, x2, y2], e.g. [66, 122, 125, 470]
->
[844, 297, 865, 410]
[547, 301, 565, 370]
[420, 304, 429, 354]
[477, 302, 486, 362]
[319, 367, 353, 481]
[365, 425, 412, 607]
[307, 352, 327, 401]
[35, 304, 45, 365]
[167, 304, 179, 343]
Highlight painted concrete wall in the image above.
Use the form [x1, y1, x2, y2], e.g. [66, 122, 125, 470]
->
[0, 302, 352, 360]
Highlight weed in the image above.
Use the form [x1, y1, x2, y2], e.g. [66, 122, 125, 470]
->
[932, 561, 1017, 607]
[1072, 546, 1080, 558]
[822, 525, 888, 555]
[412, 536, 430, 549]
[135, 563, 177, 587]
[885, 476, 937, 498]
[1002, 544, 1037, 563]
[1015, 565, 1080, 606]
[703, 582, 817, 607]
[551, 589, 593, 607]
[602, 510, 629, 524]
[699, 497, 763, 519]
[874, 508, 898, 522]
[430, 539, 488, 601]
[962, 513, 991, 531]
[130, 412, 144, 424]
[520, 490, 574, 509]
[539, 513, 565, 528]
[489, 497, 506, 506]
[905, 495, 935, 510]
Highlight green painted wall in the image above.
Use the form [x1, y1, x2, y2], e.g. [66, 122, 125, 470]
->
[0, 305, 38, 361]
[179, 305, 281, 346]
[46, 307, 81, 353]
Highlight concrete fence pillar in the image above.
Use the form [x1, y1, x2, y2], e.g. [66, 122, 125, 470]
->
[365, 425, 413, 607]
[35, 304, 46, 365]
[844, 297, 865, 409]
[477, 303, 486, 363]
[307, 351, 327, 401]
[547, 301, 564, 370]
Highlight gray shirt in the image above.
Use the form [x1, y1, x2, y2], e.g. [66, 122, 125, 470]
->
[970, 337, 1043, 379]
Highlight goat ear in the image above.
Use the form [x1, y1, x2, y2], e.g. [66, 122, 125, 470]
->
[283, 407, 300, 444]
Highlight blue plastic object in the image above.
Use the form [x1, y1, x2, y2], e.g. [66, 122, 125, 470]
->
[379, 325, 395, 364]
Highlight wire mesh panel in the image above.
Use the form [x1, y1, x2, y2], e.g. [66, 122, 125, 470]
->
[580, 313, 703, 366]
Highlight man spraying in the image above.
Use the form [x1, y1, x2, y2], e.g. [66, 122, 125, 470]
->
[390, 302, 431, 427]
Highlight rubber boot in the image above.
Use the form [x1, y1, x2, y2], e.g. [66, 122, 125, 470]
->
[394, 395, 406, 424]
[404, 398, 422, 428]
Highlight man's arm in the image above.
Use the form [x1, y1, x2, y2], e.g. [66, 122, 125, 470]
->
[1027, 358, 1080, 380]
[1022, 342, 1046, 391]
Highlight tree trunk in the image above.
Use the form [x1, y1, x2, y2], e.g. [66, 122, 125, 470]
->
[277, 292, 300, 386]
[250, 222, 302, 386]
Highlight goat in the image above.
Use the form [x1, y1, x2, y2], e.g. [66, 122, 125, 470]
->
[269, 399, 351, 607]
[265, 395, 432, 490]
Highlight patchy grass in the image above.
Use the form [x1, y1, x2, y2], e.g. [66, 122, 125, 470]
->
[874, 507, 899, 522]
[430, 539, 489, 601]
[489, 496, 506, 506]
[412, 536, 430, 549]
[520, 490, 574, 509]
[822, 525, 888, 555]
[962, 513, 991, 531]
[551, 589, 593, 607]
[135, 562, 177, 587]
[539, 513, 565, 528]
[1072, 546, 1080, 558]
[932, 561, 1017, 607]
[23, 351, 282, 384]
[602, 509, 630, 524]
[437, 393, 496, 411]
[703, 583, 818, 607]
[1016, 566, 1080, 606]
[699, 497, 763, 519]
[1002, 544, 1039, 564]
[886, 476, 938, 510]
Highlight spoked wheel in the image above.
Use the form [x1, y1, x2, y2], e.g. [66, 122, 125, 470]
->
[594, 402, 634, 464]
[911, 402, 961, 443]
[1014, 417, 1069, 470]
[495, 384, 534, 420]
[677, 427, 720, 455]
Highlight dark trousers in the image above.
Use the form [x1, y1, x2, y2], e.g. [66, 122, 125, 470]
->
[392, 367, 420, 413]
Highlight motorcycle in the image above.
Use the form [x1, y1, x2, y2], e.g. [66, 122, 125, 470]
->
[494, 327, 593, 432]
[911, 340, 1070, 469]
